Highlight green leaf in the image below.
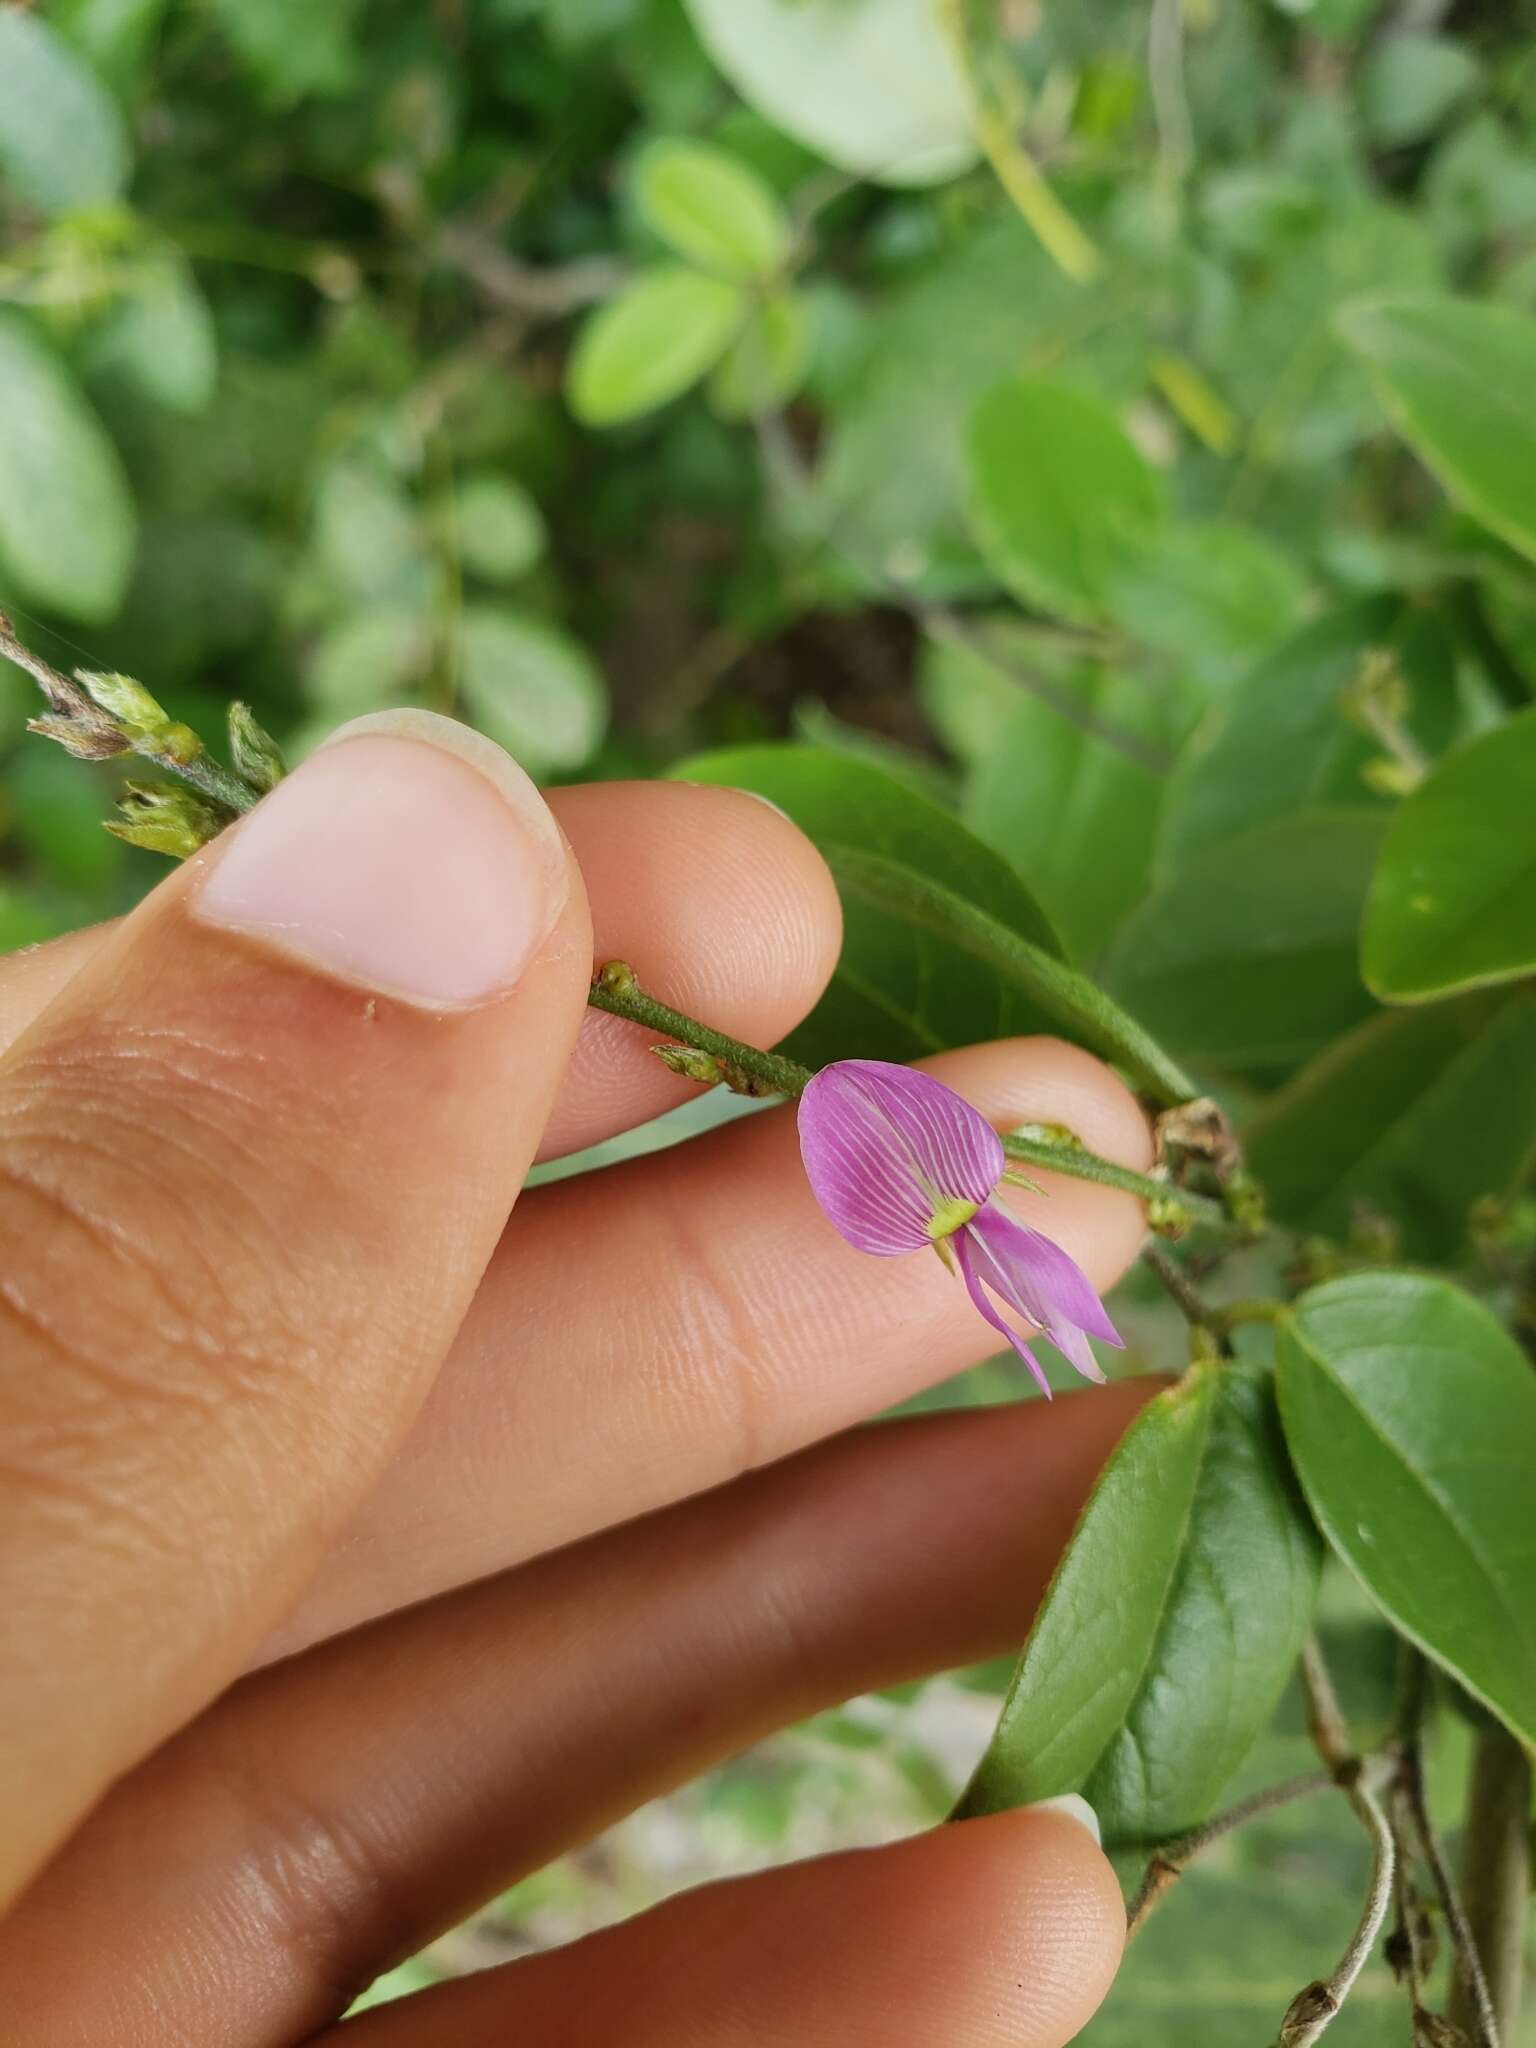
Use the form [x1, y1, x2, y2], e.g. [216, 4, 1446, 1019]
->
[1246, 994, 1536, 1260]
[1361, 707, 1536, 1002]
[708, 289, 812, 419]
[1158, 601, 1461, 875]
[209, 0, 362, 104]
[0, 315, 135, 622]
[682, 0, 976, 188]
[1358, 34, 1478, 148]
[92, 255, 217, 413]
[635, 138, 789, 280]
[1104, 522, 1305, 679]
[0, 9, 129, 215]
[1277, 1274, 1536, 1749]
[671, 743, 1069, 1067]
[53, 0, 168, 92]
[959, 1357, 1322, 1843]
[456, 606, 606, 775]
[304, 609, 431, 714]
[566, 268, 745, 427]
[1338, 293, 1536, 567]
[824, 845, 1200, 1107]
[449, 474, 546, 584]
[942, 643, 1180, 959]
[1106, 811, 1384, 1073]
[968, 375, 1163, 622]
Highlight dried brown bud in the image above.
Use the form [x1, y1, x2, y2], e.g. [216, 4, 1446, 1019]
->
[27, 712, 131, 761]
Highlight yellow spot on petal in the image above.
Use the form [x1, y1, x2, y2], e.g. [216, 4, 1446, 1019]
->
[927, 1196, 980, 1242]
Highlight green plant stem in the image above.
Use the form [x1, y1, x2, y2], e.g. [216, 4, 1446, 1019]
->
[588, 964, 814, 1099]
[589, 962, 1215, 1223]
[1448, 1725, 1530, 2047]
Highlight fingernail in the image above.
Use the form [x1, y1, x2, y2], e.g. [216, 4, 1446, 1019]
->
[1024, 1793, 1102, 1847]
[193, 709, 568, 1010]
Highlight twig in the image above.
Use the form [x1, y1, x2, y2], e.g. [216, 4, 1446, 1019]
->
[1277, 1772, 1396, 2047]
[1279, 1635, 1397, 2046]
[1126, 1770, 1333, 1939]
[1447, 1726, 1529, 2047]
[1147, 0, 1194, 191]
[920, 606, 1173, 775]
[432, 223, 624, 317]
[1140, 1240, 1218, 1330]
[1394, 1654, 1501, 2048]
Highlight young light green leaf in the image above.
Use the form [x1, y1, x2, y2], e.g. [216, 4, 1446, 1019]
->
[456, 606, 606, 775]
[0, 9, 129, 216]
[1247, 994, 1536, 1260]
[959, 1357, 1322, 1843]
[672, 743, 1067, 1068]
[825, 843, 1201, 1107]
[1361, 706, 1536, 1002]
[708, 289, 812, 419]
[567, 268, 745, 427]
[448, 474, 546, 584]
[682, 0, 976, 188]
[635, 138, 789, 281]
[968, 374, 1163, 622]
[1107, 811, 1384, 1074]
[1358, 34, 1478, 147]
[0, 315, 136, 623]
[1338, 294, 1536, 567]
[1277, 1273, 1536, 1750]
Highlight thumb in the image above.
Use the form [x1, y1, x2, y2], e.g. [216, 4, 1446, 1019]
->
[0, 710, 588, 1903]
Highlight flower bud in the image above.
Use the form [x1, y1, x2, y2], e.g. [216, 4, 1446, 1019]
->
[227, 701, 287, 794]
[105, 782, 226, 859]
[78, 669, 170, 735]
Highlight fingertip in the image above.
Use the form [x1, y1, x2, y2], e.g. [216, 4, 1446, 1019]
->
[539, 781, 842, 1157]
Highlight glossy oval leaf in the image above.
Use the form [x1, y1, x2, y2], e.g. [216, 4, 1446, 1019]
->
[1107, 810, 1384, 1073]
[566, 268, 745, 427]
[683, 0, 976, 188]
[0, 315, 136, 622]
[1362, 706, 1536, 1002]
[1105, 520, 1305, 681]
[959, 1357, 1322, 1844]
[824, 845, 1200, 1107]
[456, 606, 606, 775]
[635, 138, 788, 281]
[91, 255, 217, 413]
[1277, 1273, 1536, 1749]
[968, 375, 1164, 622]
[0, 10, 129, 216]
[1337, 294, 1536, 565]
[1246, 993, 1536, 1261]
[673, 743, 1066, 1067]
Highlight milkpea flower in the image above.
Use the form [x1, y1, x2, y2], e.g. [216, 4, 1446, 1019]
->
[797, 1059, 1123, 1397]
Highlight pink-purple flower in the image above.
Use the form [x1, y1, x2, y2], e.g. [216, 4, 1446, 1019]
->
[797, 1059, 1123, 1396]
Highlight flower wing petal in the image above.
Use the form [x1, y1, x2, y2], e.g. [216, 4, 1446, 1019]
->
[953, 1228, 1053, 1397]
[967, 1199, 1124, 1348]
[797, 1060, 1004, 1256]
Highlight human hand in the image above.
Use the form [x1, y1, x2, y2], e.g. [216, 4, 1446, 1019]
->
[0, 711, 1156, 2045]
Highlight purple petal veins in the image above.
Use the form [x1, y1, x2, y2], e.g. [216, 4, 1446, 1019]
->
[797, 1058, 1003, 1256]
[797, 1058, 1124, 1392]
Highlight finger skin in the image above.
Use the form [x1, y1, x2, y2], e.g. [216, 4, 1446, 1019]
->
[322, 1810, 1125, 2048]
[0, 736, 590, 1905]
[0, 1384, 1154, 2047]
[0, 782, 845, 1161]
[273, 1034, 1153, 1654]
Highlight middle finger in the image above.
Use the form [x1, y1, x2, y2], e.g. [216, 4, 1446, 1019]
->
[272, 1034, 1152, 1656]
